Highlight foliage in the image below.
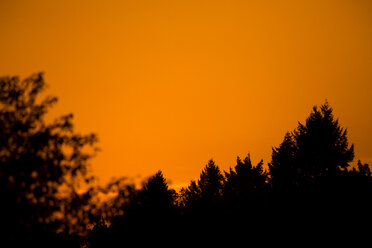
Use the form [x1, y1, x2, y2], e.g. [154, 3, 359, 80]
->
[0, 73, 98, 245]
[1, 73, 372, 246]
[269, 102, 355, 189]
[224, 154, 268, 196]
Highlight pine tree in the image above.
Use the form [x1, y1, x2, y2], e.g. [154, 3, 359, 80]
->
[269, 102, 354, 189]
[268, 132, 297, 190]
[295, 102, 354, 180]
[224, 154, 268, 199]
[197, 159, 224, 202]
[140, 170, 176, 210]
[179, 180, 200, 208]
[179, 159, 224, 209]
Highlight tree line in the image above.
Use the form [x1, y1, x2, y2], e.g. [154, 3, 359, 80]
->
[1, 73, 371, 247]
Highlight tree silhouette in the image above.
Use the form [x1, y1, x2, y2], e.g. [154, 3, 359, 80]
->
[267, 101, 372, 231]
[295, 102, 354, 179]
[269, 102, 354, 190]
[0, 73, 98, 246]
[139, 170, 177, 211]
[268, 132, 297, 190]
[220, 155, 269, 230]
[224, 154, 268, 203]
[121, 170, 177, 222]
[180, 159, 224, 209]
[355, 160, 371, 177]
[88, 101, 372, 245]
[224, 154, 268, 195]
[198, 159, 224, 201]
[87, 177, 135, 248]
[3, 74, 371, 246]
[98, 171, 179, 246]
[179, 180, 200, 208]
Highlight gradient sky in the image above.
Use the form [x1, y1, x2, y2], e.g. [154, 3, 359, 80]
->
[1, 0, 372, 188]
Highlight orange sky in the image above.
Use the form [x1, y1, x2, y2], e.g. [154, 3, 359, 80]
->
[1, 0, 372, 188]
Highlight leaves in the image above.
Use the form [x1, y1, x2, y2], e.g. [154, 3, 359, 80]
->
[1, 73, 371, 246]
[0, 73, 99, 242]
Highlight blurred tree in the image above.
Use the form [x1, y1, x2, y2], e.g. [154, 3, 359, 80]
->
[87, 177, 135, 248]
[354, 160, 371, 177]
[0, 73, 98, 246]
[179, 180, 200, 208]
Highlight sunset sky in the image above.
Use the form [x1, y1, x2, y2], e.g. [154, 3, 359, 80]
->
[1, 0, 372, 188]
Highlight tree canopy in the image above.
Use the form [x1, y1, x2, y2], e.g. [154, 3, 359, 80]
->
[1, 73, 371, 246]
[269, 102, 354, 190]
[0, 73, 98, 246]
